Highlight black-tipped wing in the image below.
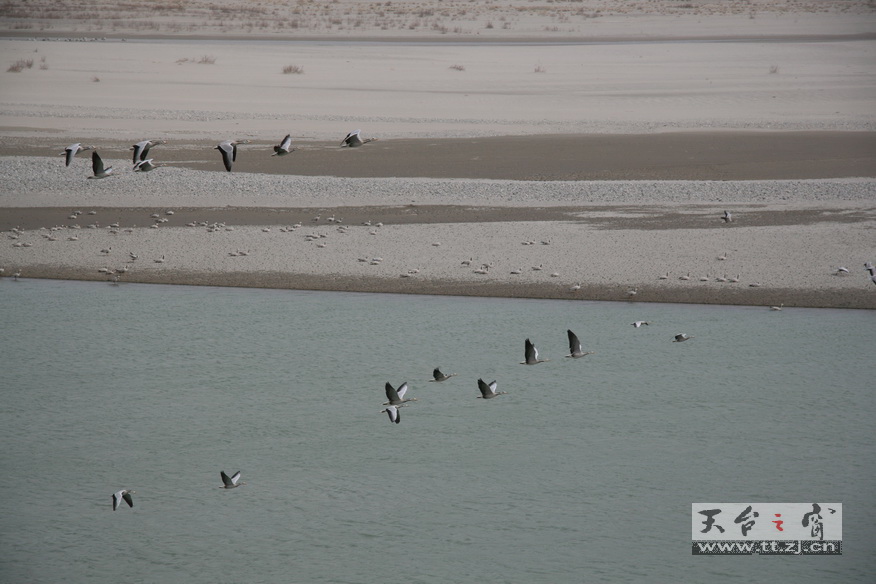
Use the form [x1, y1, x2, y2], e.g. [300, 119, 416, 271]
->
[341, 129, 362, 146]
[385, 382, 400, 403]
[524, 338, 538, 364]
[567, 329, 582, 355]
[92, 151, 105, 175]
[477, 378, 498, 398]
[221, 470, 239, 487]
[112, 489, 133, 510]
[276, 134, 292, 153]
[396, 382, 409, 400]
[384, 405, 400, 423]
[132, 141, 149, 164]
[216, 142, 234, 171]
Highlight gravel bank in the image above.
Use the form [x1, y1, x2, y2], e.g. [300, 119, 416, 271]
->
[2, 157, 874, 309]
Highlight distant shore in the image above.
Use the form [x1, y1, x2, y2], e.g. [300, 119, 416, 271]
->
[2, 2, 874, 308]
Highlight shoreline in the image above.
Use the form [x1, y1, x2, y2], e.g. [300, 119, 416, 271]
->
[3, 198, 874, 310]
[7, 268, 874, 310]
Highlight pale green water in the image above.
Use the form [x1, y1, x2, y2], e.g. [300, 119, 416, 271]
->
[1, 279, 873, 583]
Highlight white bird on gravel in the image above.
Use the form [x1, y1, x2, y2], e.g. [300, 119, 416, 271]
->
[340, 129, 377, 147]
[131, 139, 165, 164]
[215, 139, 250, 172]
[87, 151, 113, 179]
[62, 143, 94, 167]
[273, 134, 295, 156]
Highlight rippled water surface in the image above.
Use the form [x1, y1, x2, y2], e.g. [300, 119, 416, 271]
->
[1, 279, 874, 583]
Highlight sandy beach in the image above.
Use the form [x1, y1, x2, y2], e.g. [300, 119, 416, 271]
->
[1, 0, 875, 308]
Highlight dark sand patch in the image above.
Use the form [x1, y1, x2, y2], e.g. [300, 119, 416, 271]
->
[3, 132, 874, 181]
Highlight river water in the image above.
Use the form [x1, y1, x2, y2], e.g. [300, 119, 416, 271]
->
[1, 279, 873, 583]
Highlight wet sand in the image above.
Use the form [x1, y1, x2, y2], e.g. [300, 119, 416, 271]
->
[3, 132, 875, 181]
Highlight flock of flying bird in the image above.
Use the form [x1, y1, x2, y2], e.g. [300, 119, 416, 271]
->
[63, 129, 376, 177]
[112, 470, 244, 511]
[377, 328, 690, 425]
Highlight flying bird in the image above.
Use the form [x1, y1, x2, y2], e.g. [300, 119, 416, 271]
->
[133, 158, 159, 172]
[381, 405, 401, 424]
[566, 329, 594, 358]
[87, 151, 113, 179]
[721, 210, 732, 223]
[477, 378, 507, 399]
[384, 381, 416, 405]
[62, 143, 94, 167]
[340, 129, 377, 147]
[673, 333, 694, 342]
[215, 139, 250, 172]
[131, 139, 165, 164]
[429, 368, 457, 382]
[631, 321, 650, 328]
[521, 338, 549, 365]
[112, 489, 135, 511]
[273, 134, 295, 156]
[220, 470, 245, 489]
